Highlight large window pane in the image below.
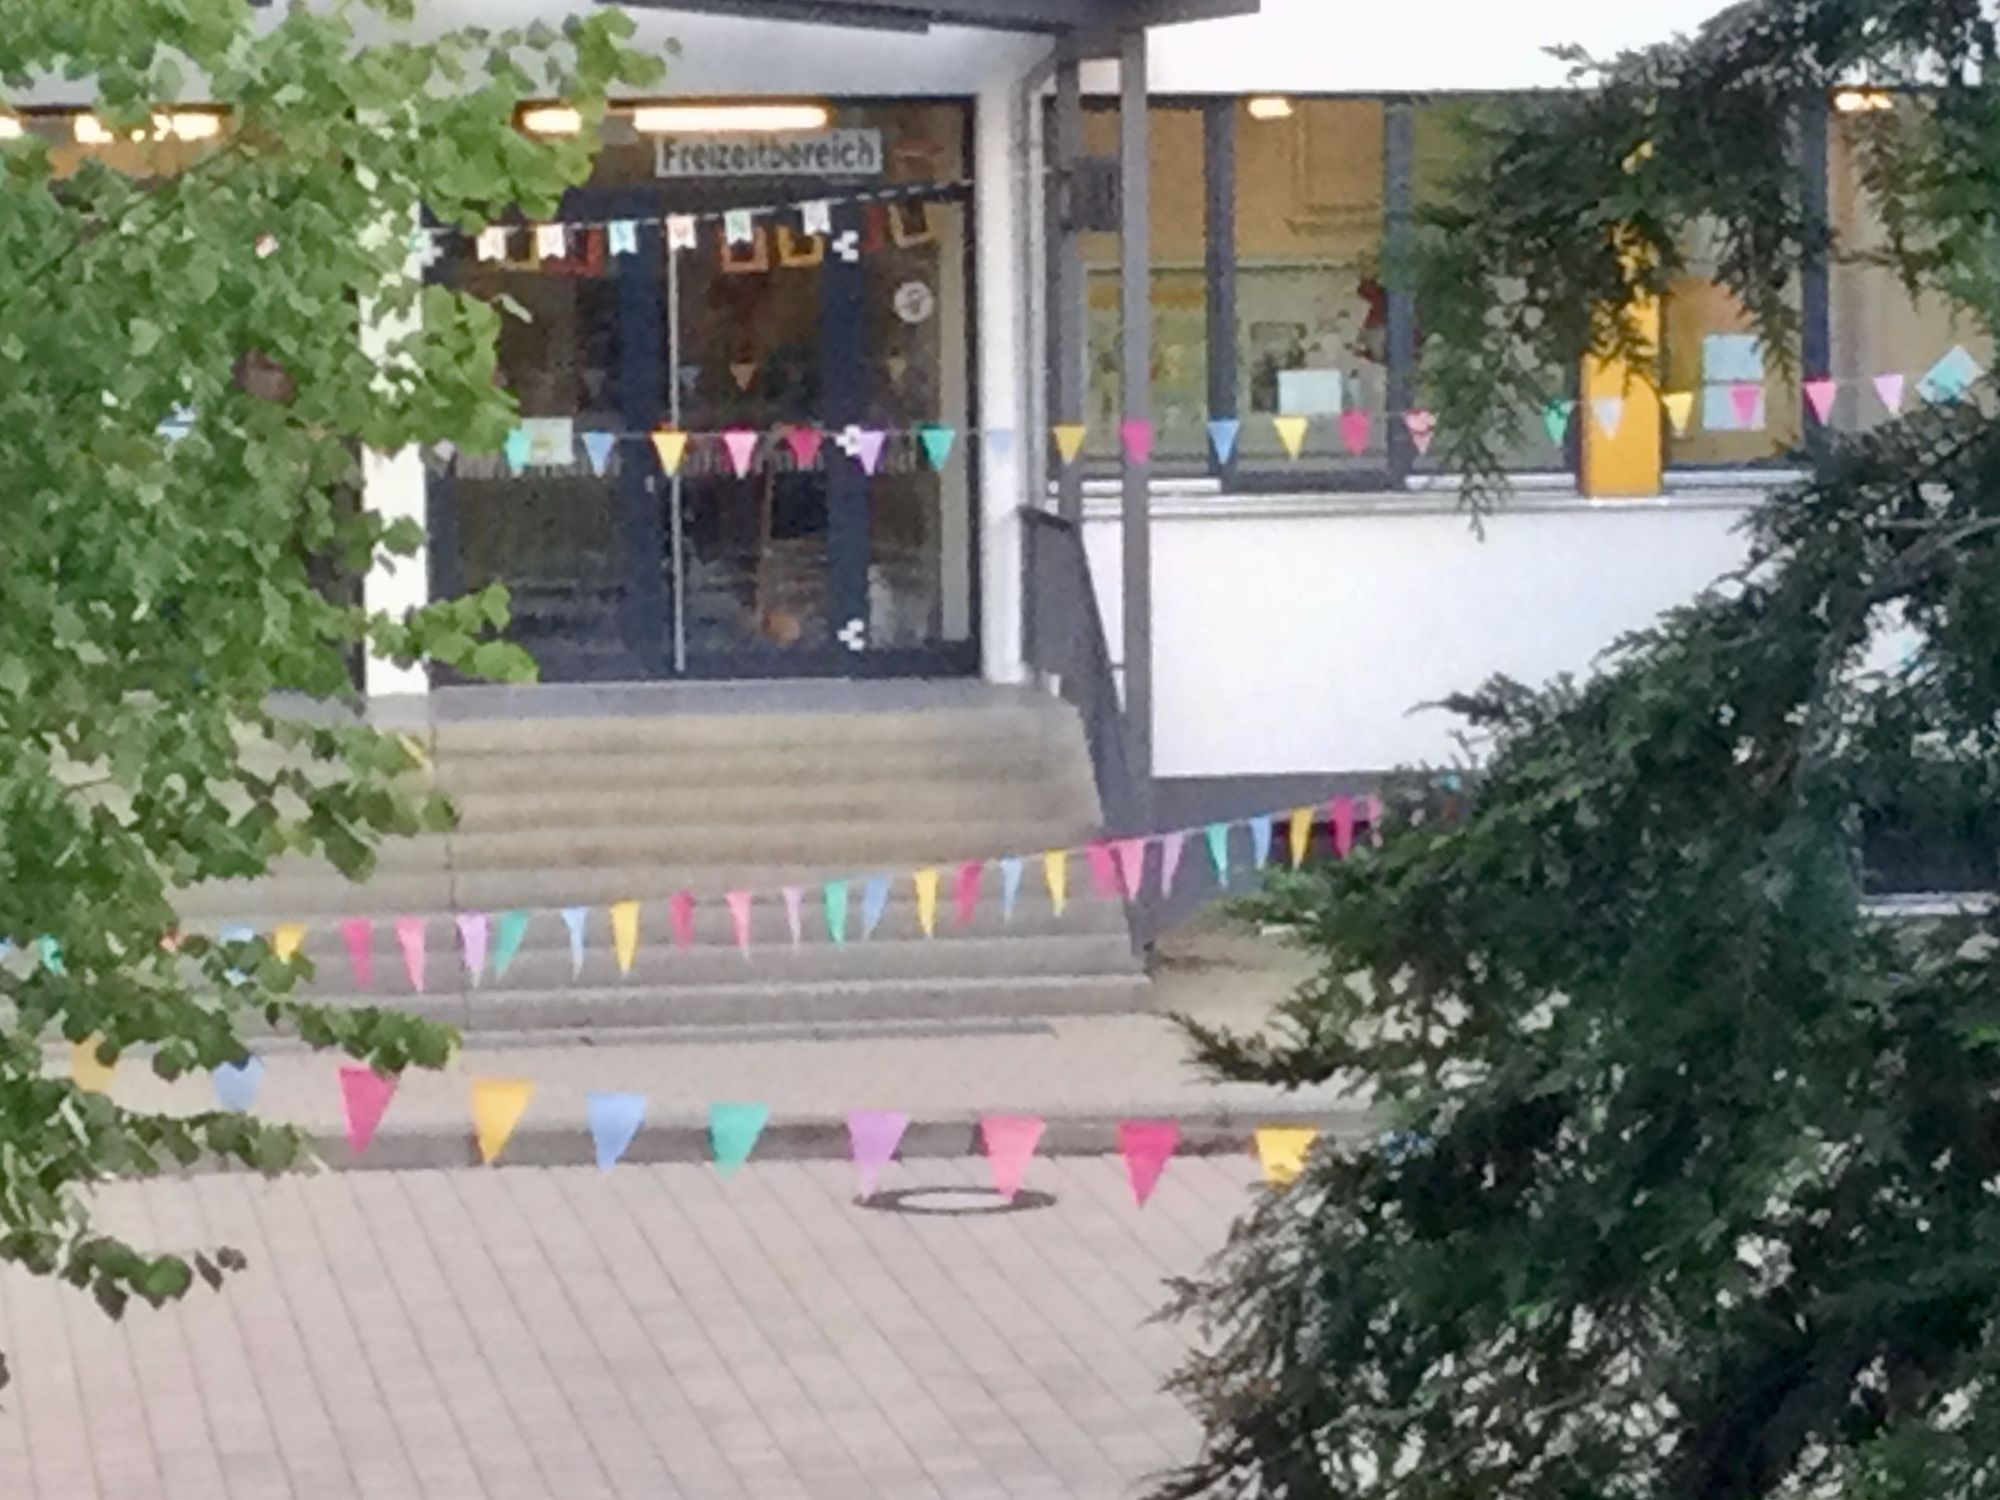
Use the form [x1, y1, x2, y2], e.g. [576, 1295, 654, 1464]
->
[1080, 105, 1208, 464]
[1233, 99, 1386, 473]
[1663, 221, 1803, 468]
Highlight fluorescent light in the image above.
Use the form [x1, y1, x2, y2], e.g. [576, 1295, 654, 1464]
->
[0, 116, 21, 141]
[630, 103, 831, 135]
[74, 114, 113, 144]
[521, 105, 583, 137]
[1834, 87, 1894, 113]
[162, 111, 221, 141]
[1246, 96, 1295, 121]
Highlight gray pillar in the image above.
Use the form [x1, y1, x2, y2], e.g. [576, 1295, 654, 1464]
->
[1118, 26, 1153, 824]
[1051, 37, 1087, 526]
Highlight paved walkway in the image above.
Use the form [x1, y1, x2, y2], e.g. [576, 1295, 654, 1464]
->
[0, 1156, 1262, 1500]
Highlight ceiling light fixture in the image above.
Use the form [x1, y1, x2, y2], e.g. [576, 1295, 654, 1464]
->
[1833, 87, 1894, 114]
[630, 103, 832, 135]
[520, 105, 583, 137]
[0, 116, 21, 141]
[1247, 96, 1295, 121]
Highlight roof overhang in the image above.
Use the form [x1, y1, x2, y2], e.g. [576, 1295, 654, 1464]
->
[602, 0, 1258, 34]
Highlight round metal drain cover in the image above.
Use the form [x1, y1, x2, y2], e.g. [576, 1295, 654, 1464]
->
[863, 1186, 1057, 1217]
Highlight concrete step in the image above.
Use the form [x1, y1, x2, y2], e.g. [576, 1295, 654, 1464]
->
[423, 703, 1074, 759]
[255, 972, 1153, 1032]
[440, 781, 1094, 833]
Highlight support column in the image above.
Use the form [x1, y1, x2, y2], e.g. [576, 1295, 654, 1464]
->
[1051, 35, 1087, 527]
[1117, 25, 1153, 824]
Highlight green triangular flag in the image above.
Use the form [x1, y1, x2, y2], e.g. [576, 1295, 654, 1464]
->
[1205, 823, 1231, 882]
[919, 425, 957, 471]
[1542, 399, 1575, 446]
[491, 910, 531, 980]
[709, 1101, 770, 1177]
[824, 880, 849, 947]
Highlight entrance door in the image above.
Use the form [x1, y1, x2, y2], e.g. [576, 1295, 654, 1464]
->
[431, 107, 978, 683]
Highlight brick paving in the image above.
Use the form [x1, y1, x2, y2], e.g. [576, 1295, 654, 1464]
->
[0, 1155, 1263, 1500]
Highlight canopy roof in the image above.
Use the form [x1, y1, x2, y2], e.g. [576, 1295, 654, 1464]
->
[607, 0, 1257, 33]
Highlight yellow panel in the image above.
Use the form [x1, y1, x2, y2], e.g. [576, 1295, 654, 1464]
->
[1582, 292, 1664, 498]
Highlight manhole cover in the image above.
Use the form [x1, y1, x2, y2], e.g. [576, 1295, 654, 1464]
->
[862, 1186, 1057, 1217]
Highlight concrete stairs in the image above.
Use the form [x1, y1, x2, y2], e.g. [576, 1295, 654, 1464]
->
[176, 682, 1149, 1033]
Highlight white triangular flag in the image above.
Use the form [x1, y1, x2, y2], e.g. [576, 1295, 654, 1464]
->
[475, 226, 508, 262]
[535, 223, 567, 260]
[607, 220, 638, 257]
[802, 200, 832, 236]
[667, 215, 698, 252]
[724, 209, 755, 247]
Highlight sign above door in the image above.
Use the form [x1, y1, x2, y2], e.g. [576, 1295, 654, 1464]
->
[655, 130, 884, 179]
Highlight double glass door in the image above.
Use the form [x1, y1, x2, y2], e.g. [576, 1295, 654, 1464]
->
[432, 105, 976, 681]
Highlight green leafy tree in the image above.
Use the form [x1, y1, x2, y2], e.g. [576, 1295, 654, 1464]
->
[1163, 4, 2000, 1498]
[0, 0, 659, 1382]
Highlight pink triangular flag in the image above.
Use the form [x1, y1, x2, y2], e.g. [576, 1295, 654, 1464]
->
[394, 916, 426, 993]
[1117, 1119, 1179, 1207]
[1403, 410, 1436, 455]
[1086, 841, 1121, 901]
[338, 1066, 396, 1157]
[1113, 838, 1148, 900]
[855, 428, 887, 475]
[1119, 418, 1153, 465]
[722, 429, 759, 478]
[980, 1114, 1045, 1201]
[784, 426, 824, 469]
[848, 1110, 909, 1199]
[340, 917, 374, 989]
[1730, 382, 1764, 428]
[1329, 795, 1357, 859]
[725, 891, 753, 956]
[1804, 377, 1837, 424]
[1874, 372, 1906, 414]
[953, 861, 983, 928]
[670, 890, 696, 951]
[1338, 409, 1370, 457]
[783, 886, 804, 946]
[1362, 792, 1386, 846]
[1159, 831, 1186, 896]
[456, 912, 489, 987]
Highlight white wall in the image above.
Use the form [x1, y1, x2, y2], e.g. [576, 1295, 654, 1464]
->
[1085, 496, 1759, 776]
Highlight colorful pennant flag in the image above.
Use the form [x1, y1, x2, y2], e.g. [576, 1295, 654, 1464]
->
[848, 1110, 909, 1199]
[1206, 822, 1231, 883]
[723, 209, 755, 246]
[339, 1066, 397, 1157]
[534, 223, 566, 260]
[607, 220, 638, 257]
[1051, 424, 1088, 465]
[667, 214, 698, 251]
[783, 886, 805, 946]
[211, 1056, 264, 1114]
[1113, 838, 1148, 901]
[919, 425, 957, 471]
[1207, 417, 1240, 465]
[722, 429, 760, 479]
[785, 426, 824, 469]
[670, 891, 696, 952]
[1086, 842, 1121, 901]
[492, 911, 530, 981]
[341, 917, 373, 989]
[1404, 410, 1437, 455]
[1159, 831, 1186, 897]
[502, 428, 531, 475]
[824, 880, 849, 947]
[475, 225, 508, 262]
[651, 427, 689, 476]
[561, 906, 588, 978]
[913, 868, 940, 938]
[394, 917, 426, 993]
[1338, 409, 1371, 457]
[610, 899, 640, 976]
[1591, 396, 1624, 439]
[1256, 1125, 1319, 1187]
[1543, 399, 1575, 445]
[953, 861, 983, 928]
[582, 430, 617, 475]
[801, 199, 832, 235]
[1803, 378, 1837, 424]
[981, 1114, 1045, 1201]
[1330, 795, 1357, 859]
[1662, 390, 1696, 435]
[1729, 382, 1764, 429]
[862, 876, 892, 940]
[1874, 372, 1906, 414]
[1119, 418, 1153, 466]
[1117, 1119, 1179, 1207]
[588, 1092, 646, 1171]
[710, 1102, 770, 1177]
[70, 1037, 114, 1095]
[1920, 345, 1981, 402]
[272, 922, 306, 964]
[1288, 806, 1313, 869]
[456, 912, 488, 987]
[1272, 414, 1308, 460]
[726, 891, 754, 956]
[471, 1077, 534, 1165]
[999, 856, 1024, 922]
[1250, 815, 1274, 869]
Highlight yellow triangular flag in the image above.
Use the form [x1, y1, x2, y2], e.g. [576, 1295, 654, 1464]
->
[272, 922, 307, 963]
[1256, 1126, 1318, 1187]
[1043, 849, 1069, 916]
[1052, 424, 1087, 465]
[651, 427, 689, 475]
[913, 868, 940, 937]
[1288, 807, 1313, 869]
[1272, 415, 1309, 459]
[610, 900, 640, 976]
[1662, 391, 1696, 436]
[471, 1077, 535, 1165]
[70, 1037, 115, 1095]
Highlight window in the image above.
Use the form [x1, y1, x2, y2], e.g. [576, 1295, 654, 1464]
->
[1661, 223, 1804, 468]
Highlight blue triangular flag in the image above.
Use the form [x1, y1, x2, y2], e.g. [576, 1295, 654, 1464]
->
[581, 431, 617, 476]
[709, 1102, 770, 1177]
[1205, 822, 1231, 882]
[1920, 345, 1982, 403]
[212, 1057, 265, 1114]
[588, 1092, 647, 1171]
[861, 876, 891, 940]
[1207, 417, 1241, 465]
[1542, 399, 1575, 445]
[503, 427, 531, 475]
[1250, 816, 1274, 869]
[984, 428, 1016, 460]
[1000, 856, 1025, 923]
[607, 219, 638, 257]
[824, 881, 849, 947]
[919, 425, 957, 471]
[561, 906, 588, 978]
[35, 934, 65, 975]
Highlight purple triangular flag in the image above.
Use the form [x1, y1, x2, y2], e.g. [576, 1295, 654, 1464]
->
[456, 912, 489, 987]
[847, 1110, 910, 1199]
